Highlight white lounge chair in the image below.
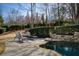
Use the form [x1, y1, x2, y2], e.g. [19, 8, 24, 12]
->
[15, 32, 23, 43]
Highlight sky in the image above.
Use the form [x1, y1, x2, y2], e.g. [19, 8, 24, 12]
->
[0, 3, 58, 22]
[0, 3, 34, 22]
[0, 3, 46, 21]
[0, 4, 27, 18]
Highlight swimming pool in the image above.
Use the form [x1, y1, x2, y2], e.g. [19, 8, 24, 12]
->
[40, 41, 79, 56]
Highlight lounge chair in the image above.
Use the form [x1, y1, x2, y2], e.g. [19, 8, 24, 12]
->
[15, 32, 24, 43]
[22, 31, 31, 37]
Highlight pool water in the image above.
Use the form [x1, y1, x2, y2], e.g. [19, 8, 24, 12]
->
[40, 41, 79, 56]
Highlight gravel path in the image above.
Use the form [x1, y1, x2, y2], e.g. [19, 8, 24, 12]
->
[1, 38, 61, 56]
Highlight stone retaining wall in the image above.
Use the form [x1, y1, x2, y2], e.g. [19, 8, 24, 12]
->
[50, 32, 79, 42]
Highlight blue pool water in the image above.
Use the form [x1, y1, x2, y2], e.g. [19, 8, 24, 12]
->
[40, 41, 79, 56]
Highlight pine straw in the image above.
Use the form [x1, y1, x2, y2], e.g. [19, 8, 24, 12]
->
[0, 42, 5, 54]
[0, 30, 25, 41]
[0, 30, 25, 55]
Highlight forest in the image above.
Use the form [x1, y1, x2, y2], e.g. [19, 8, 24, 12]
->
[0, 3, 79, 34]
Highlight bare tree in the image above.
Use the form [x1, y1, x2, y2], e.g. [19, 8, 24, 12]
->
[41, 14, 45, 24]
[30, 3, 36, 28]
[43, 3, 49, 24]
[69, 3, 79, 24]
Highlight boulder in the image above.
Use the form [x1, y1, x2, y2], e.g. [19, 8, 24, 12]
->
[74, 32, 79, 38]
[49, 33, 64, 41]
[63, 35, 73, 41]
[74, 32, 79, 42]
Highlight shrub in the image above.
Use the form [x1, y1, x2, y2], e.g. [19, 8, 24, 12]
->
[29, 28, 49, 38]
[8, 24, 31, 31]
[25, 24, 31, 28]
[0, 28, 6, 34]
[53, 25, 79, 34]
[28, 24, 79, 37]
[1, 25, 9, 32]
[8, 25, 21, 31]
[33, 23, 53, 27]
[0, 16, 4, 26]
[54, 20, 64, 26]
[29, 27, 54, 38]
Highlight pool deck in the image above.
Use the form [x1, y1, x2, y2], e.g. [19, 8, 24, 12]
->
[1, 38, 61, 56]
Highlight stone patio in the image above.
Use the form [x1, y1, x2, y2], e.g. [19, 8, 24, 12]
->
[1, 38, 61, 56]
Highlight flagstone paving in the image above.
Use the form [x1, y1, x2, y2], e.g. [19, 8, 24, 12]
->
[1, 38, 61, 56]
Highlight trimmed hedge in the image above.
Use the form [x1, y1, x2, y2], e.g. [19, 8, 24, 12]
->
[29, 27, 54, 38]
[0, 24, 31, 34]
[29, 24, 79, 37]
[52, 25, 79, 35]
[8, 24, 31, 31]
[33, 23, 53, 27]
[8, 25, 21, 31]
